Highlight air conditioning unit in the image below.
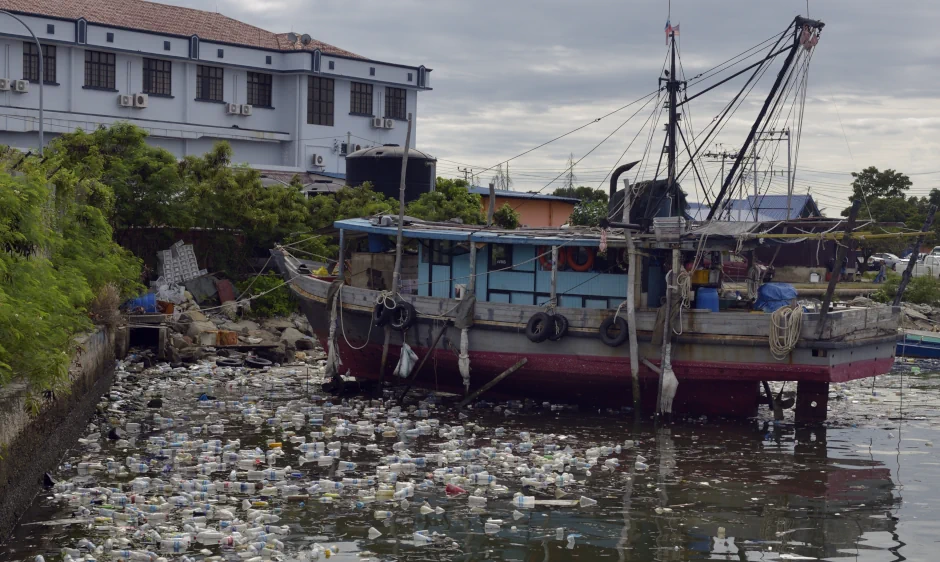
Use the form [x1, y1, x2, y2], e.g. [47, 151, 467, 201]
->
[240, 104, 252, 116]
[13, 80, 28, 93]
[133, 93, 148, 108]
[0, 79, 10, 91]
[226, 102, 241, 115]
[311, 154, 324, 167]
[118, 94, 133, 107]
[383, 118, 394, 129]
[371, 117, 384, 128]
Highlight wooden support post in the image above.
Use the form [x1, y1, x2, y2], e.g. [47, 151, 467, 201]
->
[795, 380, 829, 424]
[625, 197, 641, 419]
[458, 358, 528, 408]
[487, 182, 496, 226]
[550, 246, 558, 307]
[398, 322, 449, 402]
[817, 200, 860, 336]
[337, 229, 345, 279]
[467, 240, 477, 295]
[641, 357, 661, 375]
[895, 204, 937, 306]
[656, 249, 680, 414]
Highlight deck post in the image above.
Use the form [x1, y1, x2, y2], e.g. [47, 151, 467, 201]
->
[550, 246, 558, 307]
[623, 191, 641, 419]
[468, 240, 477, 295]
[894, 204, 937, 306]
[795, 380, 829, 423]
[817, 200, 860, 336]
[656, 248, 681, 415]
[337, 229, 345, 280]
[487, 182, 496, 226]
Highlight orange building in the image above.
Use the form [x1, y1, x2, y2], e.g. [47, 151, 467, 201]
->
[468, 187, 579, 227]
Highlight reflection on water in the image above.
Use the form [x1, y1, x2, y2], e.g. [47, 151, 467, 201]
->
[3, 365, 940, 561]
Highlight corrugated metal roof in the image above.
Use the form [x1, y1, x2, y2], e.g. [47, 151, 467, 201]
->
[688, 195, 820, 222]
[468, 187, 580, 204]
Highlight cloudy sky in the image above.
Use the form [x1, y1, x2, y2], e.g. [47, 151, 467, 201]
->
[174, 0, 940, 214]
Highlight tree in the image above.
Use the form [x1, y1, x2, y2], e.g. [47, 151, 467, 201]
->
[553, 185, 608, 203]
[493, 203, 520, 229]
[407, 178, 485, 224]
[568, 200, 608, 226]
[849, 166, 912, 202]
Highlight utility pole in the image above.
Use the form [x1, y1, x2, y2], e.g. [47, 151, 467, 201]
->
[346, 131, 351, 154]
[458, 166, 471, 183]
[564, 153, 577, 190]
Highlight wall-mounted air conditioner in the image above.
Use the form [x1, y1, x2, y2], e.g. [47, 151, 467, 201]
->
[13, 80, 28, 93]
[240, 104, 252, 116]
[0, 79, 11, 91]
[118, 94, 133, 107]
[383, 118, 394, 129]
[133, 93, 148, 108]
[371, 117, 384, 128]
[311, 154, 324, 167]
[226, 103, 241, 115]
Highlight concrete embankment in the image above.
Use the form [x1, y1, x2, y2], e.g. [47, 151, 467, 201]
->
[0, 327, 126, 542]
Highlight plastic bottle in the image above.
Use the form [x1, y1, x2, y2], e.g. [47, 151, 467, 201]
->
[579, 496, 597, 507]
[373, 510, 392, 520]
[367, 527, 382, 539]
[468, 496, 487, 507]
[511, 495, 535, 509]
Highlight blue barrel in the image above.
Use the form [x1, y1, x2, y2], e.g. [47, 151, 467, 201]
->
[126, 292, 157, 313]
[696, 287, 719, 312]
[368, 234, 389, 253]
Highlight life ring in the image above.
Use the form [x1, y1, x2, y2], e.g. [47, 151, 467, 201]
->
[537, 246, 567, 271]
[566, 247, 596, 272]
[599, 316, 628, 347]
[525, 312, 553, 343]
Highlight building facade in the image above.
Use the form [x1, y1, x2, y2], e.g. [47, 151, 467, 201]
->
[0, 0, 430, 174]
[468, 187, 579, 227]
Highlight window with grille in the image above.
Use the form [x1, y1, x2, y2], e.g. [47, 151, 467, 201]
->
[84, 50, 115, 89]
[385, 86, 406, 120]
[23, 42, 55, 83]
[307, 76, 334, 126]
[196, 65, 223, 101]
[349, 82, 372, 115]
[247, 72, 272, 107]
[143, 58, 171, 96]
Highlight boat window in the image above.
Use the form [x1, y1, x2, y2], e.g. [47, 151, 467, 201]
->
[490, 244, 513, 269]
[422, 240, 454, 266]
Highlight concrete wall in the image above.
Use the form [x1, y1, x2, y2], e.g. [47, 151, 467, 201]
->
[0, 16, 428, 173]
[0, 328, 121, 541]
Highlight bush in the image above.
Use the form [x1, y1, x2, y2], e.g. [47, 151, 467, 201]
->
[493, 203, 520, 229]
[569, 200, 608, 226]
[872, 272, 940, 305]
[237, 272, 297, 318]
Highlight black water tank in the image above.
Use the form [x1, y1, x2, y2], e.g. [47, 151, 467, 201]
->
[346, 145, 437, 202]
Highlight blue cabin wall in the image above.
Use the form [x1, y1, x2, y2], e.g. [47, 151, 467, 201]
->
[416, 241, 628, 309]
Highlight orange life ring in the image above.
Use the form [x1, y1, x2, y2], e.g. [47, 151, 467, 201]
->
[566, 246, 596, 272]
[537, 246, 567, 271]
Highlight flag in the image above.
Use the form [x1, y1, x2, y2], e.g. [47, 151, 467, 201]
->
[665, 20, 680, 45]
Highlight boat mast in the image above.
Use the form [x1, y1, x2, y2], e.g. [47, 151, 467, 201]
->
[664, 30, 680, 216]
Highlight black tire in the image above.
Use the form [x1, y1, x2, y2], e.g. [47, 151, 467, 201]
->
[373, 302, 392, 327]
[216, 357, 243, 367]
[390, 301, 417, 331]
[548, 314, 569, 341]
[599, 316, 629, 347]
[245, 356, 273, 368]
[525, 312, 552, 343]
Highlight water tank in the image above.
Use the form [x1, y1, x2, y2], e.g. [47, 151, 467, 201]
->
[345, 145, 437, 202]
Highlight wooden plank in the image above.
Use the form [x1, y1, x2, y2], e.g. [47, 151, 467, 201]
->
[458, 358, 528, 408]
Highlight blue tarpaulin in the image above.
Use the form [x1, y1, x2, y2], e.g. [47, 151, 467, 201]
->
[754, 283, 797, 313]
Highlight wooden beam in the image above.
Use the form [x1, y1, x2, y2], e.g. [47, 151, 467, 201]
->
[817, 200, 860, 337]
[459, 358, 528, 408]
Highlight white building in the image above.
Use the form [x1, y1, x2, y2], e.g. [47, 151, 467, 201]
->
[0, 0, 431, 176]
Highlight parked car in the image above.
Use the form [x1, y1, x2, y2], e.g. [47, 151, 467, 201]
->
[868, 252, 901, 271]
[895, 254, 940, 278]
[701, 253, 774, 283]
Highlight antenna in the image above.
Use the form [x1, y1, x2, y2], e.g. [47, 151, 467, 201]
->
[301, 34, 312, 46]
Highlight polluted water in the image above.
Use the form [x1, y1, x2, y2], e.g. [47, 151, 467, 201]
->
[3, 354, 940, 561]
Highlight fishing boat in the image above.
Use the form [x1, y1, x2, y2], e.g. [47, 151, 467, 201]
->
[275, 15, 904, 421]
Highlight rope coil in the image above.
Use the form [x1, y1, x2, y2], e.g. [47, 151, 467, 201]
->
[769, 305, 803, 360]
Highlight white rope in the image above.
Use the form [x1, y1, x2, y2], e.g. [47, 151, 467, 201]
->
[769, 305, 803, 360]
[745, 265, 762, 300]
[338, 283, 376, 351]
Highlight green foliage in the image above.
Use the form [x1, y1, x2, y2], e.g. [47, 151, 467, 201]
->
[0, 159, 142, 391]
[553, 185, 608, 203]
[569, 200, 609, 227]
[236, 272, 297, 318]
[310, 182, 396, 228]
[872, 272, 940, 305]
[849, 167, 912, 202]
[493, 203, 520, 229]
[407, 178, 485, 224]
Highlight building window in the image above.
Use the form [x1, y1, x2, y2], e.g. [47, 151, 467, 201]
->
[217, 48, 224, 58]
[307, 76, 333, 126]
[247, 72, 272, 107]
[23, 43, 55, 83]
[164, 41, 171, 51]
[196, 65, 223, 101]
[490, 244, 513, 269]
[143, 58, 171, 96]
[76, 19, 87, 44]
[407, 72, 413, 82]
[189, 36, 199, 59]
[312, 50, 321, 72]
[328, 60, 334, 70]
[84, 50, 115, 89]
[265, 55, 272, 65]
[106, 32, 114, 43]
[46, 24, 54, 34]
[385, 87, 406, 120]
[349, 82, 372, 115]
[369, 67, 375, 76]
